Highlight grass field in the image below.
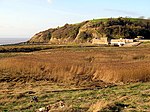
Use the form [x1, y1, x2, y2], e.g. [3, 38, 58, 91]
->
[0, 81, 150, 112]
[0, 43, 150, 111]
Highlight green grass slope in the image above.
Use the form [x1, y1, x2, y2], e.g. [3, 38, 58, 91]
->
[0, 82, 150, 112]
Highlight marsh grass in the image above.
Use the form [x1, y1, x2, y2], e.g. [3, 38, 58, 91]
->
[0, 45, 150, 111]
[0, 46, 150, 85]
[0, 44, 99, 53]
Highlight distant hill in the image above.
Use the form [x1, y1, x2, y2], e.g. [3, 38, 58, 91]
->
[28, 17, 150, 44]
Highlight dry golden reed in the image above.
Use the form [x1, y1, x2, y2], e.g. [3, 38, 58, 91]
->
[0, 47, 150, 85]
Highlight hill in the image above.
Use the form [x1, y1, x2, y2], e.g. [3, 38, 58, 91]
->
[28, 17, 150, 44]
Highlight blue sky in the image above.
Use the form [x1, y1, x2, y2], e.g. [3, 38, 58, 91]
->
[0, 0, 150, 38]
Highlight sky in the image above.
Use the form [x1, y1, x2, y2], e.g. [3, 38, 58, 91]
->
[0, 0, 150, 38]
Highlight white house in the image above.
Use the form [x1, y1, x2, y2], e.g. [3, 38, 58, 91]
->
[110, 38, 134, 46]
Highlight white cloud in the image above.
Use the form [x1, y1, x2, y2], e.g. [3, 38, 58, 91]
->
[47, 0, 52, 4]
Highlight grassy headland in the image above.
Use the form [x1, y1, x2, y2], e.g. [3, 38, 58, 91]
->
[28, 17, 150, 44]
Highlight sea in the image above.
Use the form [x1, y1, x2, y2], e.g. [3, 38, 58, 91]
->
[0, 38, 29, 45]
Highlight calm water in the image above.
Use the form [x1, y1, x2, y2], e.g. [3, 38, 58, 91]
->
[0, 38, 29, 45]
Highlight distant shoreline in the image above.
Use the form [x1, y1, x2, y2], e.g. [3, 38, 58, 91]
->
[0, 38, 29, 45]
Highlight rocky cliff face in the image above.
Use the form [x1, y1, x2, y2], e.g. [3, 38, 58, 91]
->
[28, 18, 150, 44]
[29, 29, 56, 43]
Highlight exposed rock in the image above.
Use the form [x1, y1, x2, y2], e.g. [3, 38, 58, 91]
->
[28, 17, 150, 44]
[36, 101, 65, 112]
[29, 29, 56, 43]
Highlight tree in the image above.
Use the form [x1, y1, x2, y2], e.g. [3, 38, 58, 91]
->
[139, 16, 145, 19]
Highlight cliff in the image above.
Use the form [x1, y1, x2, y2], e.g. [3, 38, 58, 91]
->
[28, 17, 150, 44]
